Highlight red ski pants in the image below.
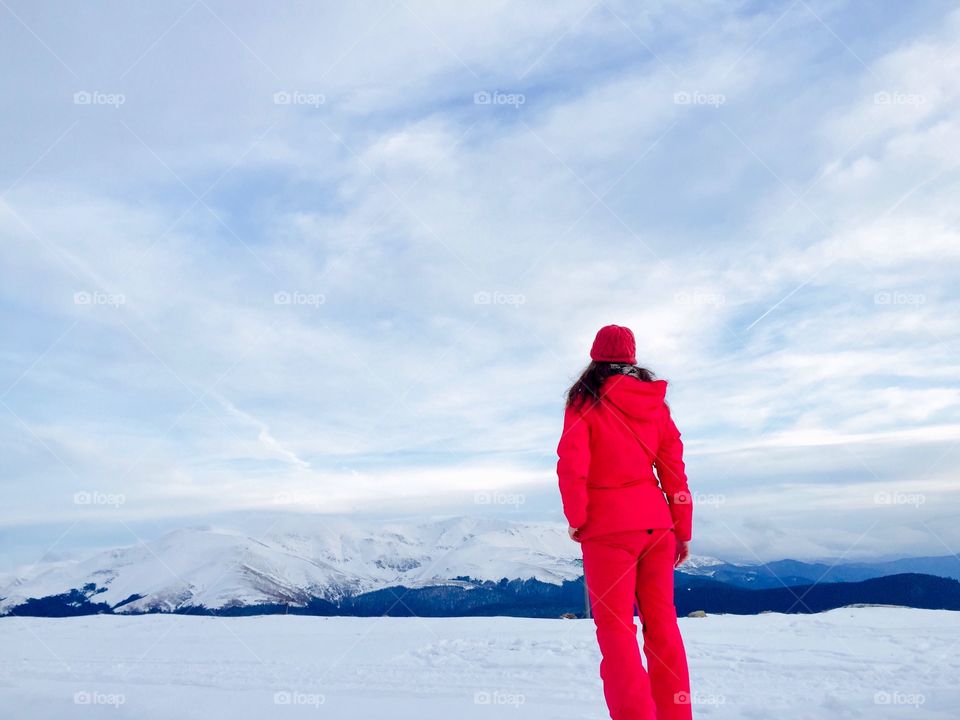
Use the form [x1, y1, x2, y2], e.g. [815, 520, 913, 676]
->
[581, 528, 692, 720]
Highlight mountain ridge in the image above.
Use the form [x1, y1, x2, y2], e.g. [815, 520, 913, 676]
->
[2, 515, 957, 616]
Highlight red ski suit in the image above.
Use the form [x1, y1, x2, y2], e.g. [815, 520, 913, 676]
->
[557, 375, 693, 720]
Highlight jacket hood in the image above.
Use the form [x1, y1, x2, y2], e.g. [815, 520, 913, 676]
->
[601, 376, 668, 418]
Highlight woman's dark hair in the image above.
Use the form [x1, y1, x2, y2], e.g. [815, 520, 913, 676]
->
[566, 361, 656, 409]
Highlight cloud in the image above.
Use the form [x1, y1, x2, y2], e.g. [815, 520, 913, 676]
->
[1, 0, 958, 562]
[210, 392, 310, 468]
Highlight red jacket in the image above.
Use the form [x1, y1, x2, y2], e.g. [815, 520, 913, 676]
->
[556, 375, 692, 542]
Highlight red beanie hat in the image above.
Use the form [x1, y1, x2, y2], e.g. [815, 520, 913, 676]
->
[590, 324, 637, 364]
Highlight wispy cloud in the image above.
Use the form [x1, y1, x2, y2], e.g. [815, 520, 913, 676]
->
[210, 393, 310, 468]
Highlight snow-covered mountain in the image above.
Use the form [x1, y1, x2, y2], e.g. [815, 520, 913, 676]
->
[673, 553, 725, 575]
[0, 515, 602, 614]
[4, 515, 956, 617]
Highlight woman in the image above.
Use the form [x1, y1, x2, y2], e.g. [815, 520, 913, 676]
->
[557, 324, 693, 720]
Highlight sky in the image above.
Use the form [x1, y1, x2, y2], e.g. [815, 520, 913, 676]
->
[1, 0, 959, 569]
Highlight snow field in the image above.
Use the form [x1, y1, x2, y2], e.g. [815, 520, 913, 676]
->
[0, 607, 957, 719]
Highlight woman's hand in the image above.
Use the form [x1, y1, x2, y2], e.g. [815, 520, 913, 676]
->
[568, 526, 581, 543]
[674, 539, 690, 567]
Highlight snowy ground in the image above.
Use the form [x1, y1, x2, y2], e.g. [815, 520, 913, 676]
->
[1, 608, 957, 719]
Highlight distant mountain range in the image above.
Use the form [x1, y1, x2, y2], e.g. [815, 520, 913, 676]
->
[676, 554, 960, 588]
[2, 515, 958, 617]
[0, 516, 583, 615]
